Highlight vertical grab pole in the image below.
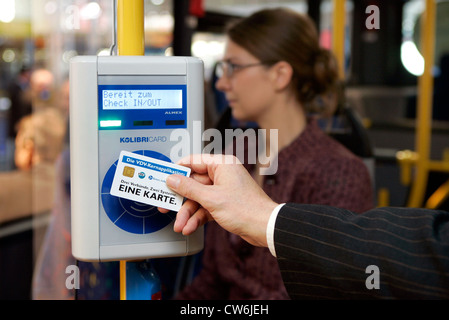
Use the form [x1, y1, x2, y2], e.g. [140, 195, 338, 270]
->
[407, 0, 436, 207]
[120, 261, 126, 300]
[117, 0, 145, 56]
[332, 0, 346, 80]
[116, 0, 145, 300]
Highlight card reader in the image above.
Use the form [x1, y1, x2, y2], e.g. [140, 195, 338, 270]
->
[69, 55, 204, 262]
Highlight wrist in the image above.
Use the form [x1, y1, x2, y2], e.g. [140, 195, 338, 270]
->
[266, 203, 285, 256]
[240, 199, 278, 247]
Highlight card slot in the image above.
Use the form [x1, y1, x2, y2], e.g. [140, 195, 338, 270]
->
[165, 120, 185, 126]
[133, 120, 154, 126]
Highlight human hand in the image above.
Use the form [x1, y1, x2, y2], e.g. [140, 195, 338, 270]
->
[161, 154, 278, 247]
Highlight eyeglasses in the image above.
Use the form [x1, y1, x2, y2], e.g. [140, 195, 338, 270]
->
[215, 60, 272, 78]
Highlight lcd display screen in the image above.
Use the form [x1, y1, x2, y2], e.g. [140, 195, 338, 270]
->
[101, 89, 182, 110]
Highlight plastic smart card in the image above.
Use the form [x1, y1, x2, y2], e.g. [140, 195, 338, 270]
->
[110, 150, 190, 211]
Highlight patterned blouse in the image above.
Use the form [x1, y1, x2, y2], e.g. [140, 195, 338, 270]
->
[176, 119, 374, 300]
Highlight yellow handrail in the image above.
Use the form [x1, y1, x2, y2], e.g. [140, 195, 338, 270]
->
[116, 0, 145, 300]
[406, 0, 436, 208]
[120, 260, 126, 300]
[332, 0, 346, 80]
[117, 0, 144, 56]
[426, 179, 449, 209]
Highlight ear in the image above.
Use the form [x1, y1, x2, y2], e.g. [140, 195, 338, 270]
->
[14, 139, 35, 171]
[269, 61, 293, 91]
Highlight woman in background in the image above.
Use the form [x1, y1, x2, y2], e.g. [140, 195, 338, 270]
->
[176, 7, 373, 300]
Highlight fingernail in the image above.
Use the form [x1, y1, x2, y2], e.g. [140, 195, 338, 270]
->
[166, 175, 180, 189]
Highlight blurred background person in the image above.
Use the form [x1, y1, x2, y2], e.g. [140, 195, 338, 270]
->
[7, 66, 32, 141]
[0, 108, 66, 224]
[28, 68, 55, 113]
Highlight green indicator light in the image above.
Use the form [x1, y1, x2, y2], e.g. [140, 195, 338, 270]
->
[100, 120, 122, 127]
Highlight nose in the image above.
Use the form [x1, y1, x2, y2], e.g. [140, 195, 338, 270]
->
[215, 74, 229, 93]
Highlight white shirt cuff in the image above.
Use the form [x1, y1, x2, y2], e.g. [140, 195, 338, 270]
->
[266, 203, 285, 257]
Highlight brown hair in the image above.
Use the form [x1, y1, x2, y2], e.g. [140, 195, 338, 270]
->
[226, 8, 339, 112]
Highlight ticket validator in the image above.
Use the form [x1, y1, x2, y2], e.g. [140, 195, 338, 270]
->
[69, 56, 204, 262]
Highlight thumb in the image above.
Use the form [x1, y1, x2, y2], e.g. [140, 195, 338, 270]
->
[166, 174, 208, 204]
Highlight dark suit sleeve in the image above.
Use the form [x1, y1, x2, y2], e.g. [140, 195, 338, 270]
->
[274, 203, 449, 299]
